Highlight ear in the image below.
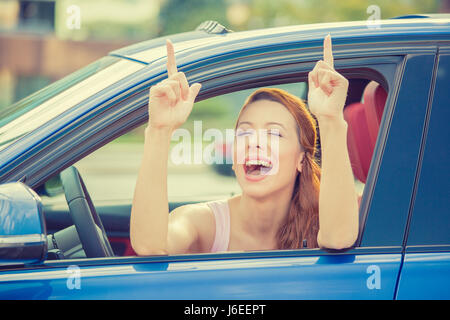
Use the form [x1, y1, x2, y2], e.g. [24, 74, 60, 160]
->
[297, 152, 305, 173]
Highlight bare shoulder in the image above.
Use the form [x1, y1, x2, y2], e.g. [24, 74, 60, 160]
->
[169, 202, 216, 253]
[170, 202, 215, 223]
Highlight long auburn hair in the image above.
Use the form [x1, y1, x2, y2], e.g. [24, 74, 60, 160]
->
[235, 87, 321, 249]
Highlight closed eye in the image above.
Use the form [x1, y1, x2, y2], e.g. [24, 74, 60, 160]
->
[236, 129, 254, 137]
[268, 129, 282, 137]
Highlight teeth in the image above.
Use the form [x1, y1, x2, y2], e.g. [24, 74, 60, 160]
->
[245, 159, 271, 167]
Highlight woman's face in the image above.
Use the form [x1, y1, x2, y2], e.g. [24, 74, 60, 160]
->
[233, 99, 305, 199]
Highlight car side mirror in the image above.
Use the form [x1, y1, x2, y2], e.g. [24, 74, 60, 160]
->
[0, 182, 47, 266]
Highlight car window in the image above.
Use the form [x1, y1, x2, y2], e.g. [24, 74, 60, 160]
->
[55, 77, 387, 206]
[342, 79, 388, 199]
[65, 82, 308, 203]
[0, 57, 144, 151]
[406, 53, 450, 246]
[36, 61, 390, 258]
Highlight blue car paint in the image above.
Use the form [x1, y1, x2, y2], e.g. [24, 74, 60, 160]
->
[0, 253, 401, 299]
[0, 17, 449, 299]
[395, 252, 450, 299]
[0, 182, 47, 265]
[0, 182, 44, 236]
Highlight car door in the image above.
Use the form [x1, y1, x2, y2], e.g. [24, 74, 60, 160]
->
[395, 49, 450, 300]
[0, 41, 436, 299]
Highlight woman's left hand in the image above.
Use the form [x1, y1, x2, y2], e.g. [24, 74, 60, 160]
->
[307, 34, 349, 122]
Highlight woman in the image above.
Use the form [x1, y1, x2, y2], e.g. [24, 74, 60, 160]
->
[130, 34, 359, 255]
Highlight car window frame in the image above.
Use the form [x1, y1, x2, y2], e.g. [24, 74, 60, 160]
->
[39, 58, 408, 267]
[0, 58, 144, 152]
[359, 52, 438, 248]
[1, 46, 425, 270]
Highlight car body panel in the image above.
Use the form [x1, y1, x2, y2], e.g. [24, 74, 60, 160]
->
[0, 252, 400, 299]
[0, 183, 43, 236]
[395, 252, 450, 299]
[0, 182, 47, 265]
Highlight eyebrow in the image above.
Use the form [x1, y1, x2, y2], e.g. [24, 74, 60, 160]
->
[237, 121, 286, 130]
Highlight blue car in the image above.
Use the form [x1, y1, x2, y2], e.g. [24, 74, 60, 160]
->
[0, 15, 449, 300]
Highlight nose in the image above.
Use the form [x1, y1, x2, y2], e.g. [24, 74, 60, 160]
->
[235, 129, 277, 164]
[248, 140, 261, 149]
[247, 130, 271, 156]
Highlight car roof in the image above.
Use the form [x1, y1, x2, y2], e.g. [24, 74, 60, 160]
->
[111, 17, 450, 65]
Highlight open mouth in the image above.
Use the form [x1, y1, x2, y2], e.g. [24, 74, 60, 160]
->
[243, 159, 273, 177]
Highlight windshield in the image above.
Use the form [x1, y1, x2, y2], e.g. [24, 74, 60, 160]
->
[0, 56, 144, 151]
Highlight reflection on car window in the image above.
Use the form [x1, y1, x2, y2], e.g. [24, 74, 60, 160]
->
[0, 57, 144, 151]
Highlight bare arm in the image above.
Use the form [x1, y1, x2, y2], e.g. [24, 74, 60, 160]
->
[308, 35, 359, 250]
[316, 116, 359, 250]
[130, 126, 171, 255]
[130, 40, 202, 255]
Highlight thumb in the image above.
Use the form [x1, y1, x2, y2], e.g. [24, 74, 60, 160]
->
[188, 83, 202, 102]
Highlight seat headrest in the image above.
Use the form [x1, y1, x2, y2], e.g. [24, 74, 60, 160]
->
[344, 81, 387, 183]
[364, 81, 387, 144]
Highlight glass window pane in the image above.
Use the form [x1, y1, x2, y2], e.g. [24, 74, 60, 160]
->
[0, 57, 144, 151]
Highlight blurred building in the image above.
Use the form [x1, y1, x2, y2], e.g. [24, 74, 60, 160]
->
[0, 0, 447, 110]
[0, 0, 161, 109]
[442, 0, 450, 12]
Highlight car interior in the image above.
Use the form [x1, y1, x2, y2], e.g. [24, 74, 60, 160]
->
[35, 77, 388, 260]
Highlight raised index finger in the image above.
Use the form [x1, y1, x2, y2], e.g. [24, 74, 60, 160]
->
[166, 39, 178, 77]
[323, 34, 334, 69]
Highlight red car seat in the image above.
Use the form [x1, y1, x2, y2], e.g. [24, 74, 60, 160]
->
[343, 81, 387, 183]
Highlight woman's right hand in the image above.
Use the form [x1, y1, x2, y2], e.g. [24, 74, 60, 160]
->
[148, 39, 202, 131]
